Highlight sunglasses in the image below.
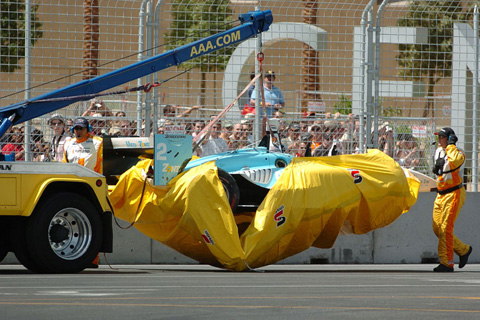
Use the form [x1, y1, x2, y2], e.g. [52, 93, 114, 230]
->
[73, 126, 85, 131]
[51, 121, 63, 126]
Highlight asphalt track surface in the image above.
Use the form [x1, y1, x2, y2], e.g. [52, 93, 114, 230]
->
[0, 264, 479, 320]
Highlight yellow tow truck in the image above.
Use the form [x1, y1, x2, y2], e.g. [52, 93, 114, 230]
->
[0, 10, 273, 273]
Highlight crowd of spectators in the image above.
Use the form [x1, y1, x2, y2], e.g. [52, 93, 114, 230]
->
[0, 98, 425, 170]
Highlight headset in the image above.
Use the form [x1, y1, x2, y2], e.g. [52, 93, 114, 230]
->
[70, 117, 92, 134]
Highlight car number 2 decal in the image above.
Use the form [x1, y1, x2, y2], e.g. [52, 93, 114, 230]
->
[348, 169, 363, 184]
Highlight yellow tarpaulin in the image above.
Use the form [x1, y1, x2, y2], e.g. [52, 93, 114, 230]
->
[109, 149, 420, 271]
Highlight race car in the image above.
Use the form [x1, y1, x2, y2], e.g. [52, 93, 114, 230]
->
[183, 147, 292, 213]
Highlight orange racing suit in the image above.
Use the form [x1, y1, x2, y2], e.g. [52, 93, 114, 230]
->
[432, 145, 469, 268]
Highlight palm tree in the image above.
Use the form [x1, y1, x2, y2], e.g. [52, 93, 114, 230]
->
[82, 0, 99, 80]
[164, 0, 234, 107]
[301, 0, 322, 112]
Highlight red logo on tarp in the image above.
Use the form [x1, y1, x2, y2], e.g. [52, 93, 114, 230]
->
[348, 169, 363, 184]
[201, 230, 215, 245]
[274, 205, 286, 228]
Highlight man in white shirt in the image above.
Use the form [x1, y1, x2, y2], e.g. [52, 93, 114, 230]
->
[198, 122, 228, 157]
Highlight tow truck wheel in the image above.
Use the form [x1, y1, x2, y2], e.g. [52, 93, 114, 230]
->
[218, 169, 240, 213]
[0, 223, 9, 263]
[10, 219, 43, 273]
[25, 192, 103, 273]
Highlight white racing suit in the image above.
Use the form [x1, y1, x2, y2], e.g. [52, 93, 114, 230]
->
[432, 145, 469, 268]
[63, 133, 103, 174]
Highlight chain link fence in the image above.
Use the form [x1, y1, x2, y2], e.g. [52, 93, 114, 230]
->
[1, 0, 479, 189]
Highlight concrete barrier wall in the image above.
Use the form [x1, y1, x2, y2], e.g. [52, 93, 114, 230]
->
[3, 192, 479, 266]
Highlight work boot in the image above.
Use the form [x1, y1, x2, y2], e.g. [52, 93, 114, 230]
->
[459, 246, 473, 269]
[433, 264, 454, 272]
[86, 253, 100, 269]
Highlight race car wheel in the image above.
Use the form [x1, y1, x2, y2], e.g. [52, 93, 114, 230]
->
[23, 192, 103, 273]
[218, 169, 240, 213]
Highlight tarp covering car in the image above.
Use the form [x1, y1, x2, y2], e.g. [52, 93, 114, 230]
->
[109, 149, 420, 271]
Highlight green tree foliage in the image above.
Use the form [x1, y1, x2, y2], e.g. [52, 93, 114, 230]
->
[333, 94, 352, 115]
[1, 0, 43, 72]
[396, 0, 466, 117]
[164, 0, 235, 105]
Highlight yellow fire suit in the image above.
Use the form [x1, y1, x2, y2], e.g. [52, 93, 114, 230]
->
[432, 145, 469, 268]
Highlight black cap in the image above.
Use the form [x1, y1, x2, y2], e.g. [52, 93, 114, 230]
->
[265, 70, 275, 78]
[73, 117, 89, 128]
[434, 127, 455, 137]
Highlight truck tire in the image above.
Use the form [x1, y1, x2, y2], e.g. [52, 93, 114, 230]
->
[24, 192, 103, 273]
[10, 219, 43, 272]
[0, 223, 8, 263]
[218, 169, 240, 213]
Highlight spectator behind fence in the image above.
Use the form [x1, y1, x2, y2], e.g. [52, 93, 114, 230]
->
[291, 133, 311, 157]
[228, 123, 247, 150]
[163, 104, 201, 119]
[249, 70, 285, 118]
[90, 113, 108, 137]
[65, 118, 74, 137]
[395, 133, 421, 169]
[277, 120, 288, 141]
[339, 113, 358, 154]
[109, 111, 127, 136]
[197, 121, 228, 157]
[273, 110, 284, 119]
[120, 120, 136, 136]
[82, 99, 113, 118]
[377, 121, 394, 157]
[191, 120, 205, 139]
[305, 123, 325, 156]
[1, 126, 25, 161]
[221, 120, 233, 143]
[34, 142, 51, 162]
[30, 128, 46, 160]
[241, 121, 254, 146]
[323, 120, 343, 156]
[300, 120, 309, 133]
[48, 113, 71, 162]
[0, 126, 14, 150]
[284, 123, 301, 150]
[296, 141, 308, 157]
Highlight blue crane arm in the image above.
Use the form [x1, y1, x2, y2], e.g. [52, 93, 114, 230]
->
[0, 10, 273, 136]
